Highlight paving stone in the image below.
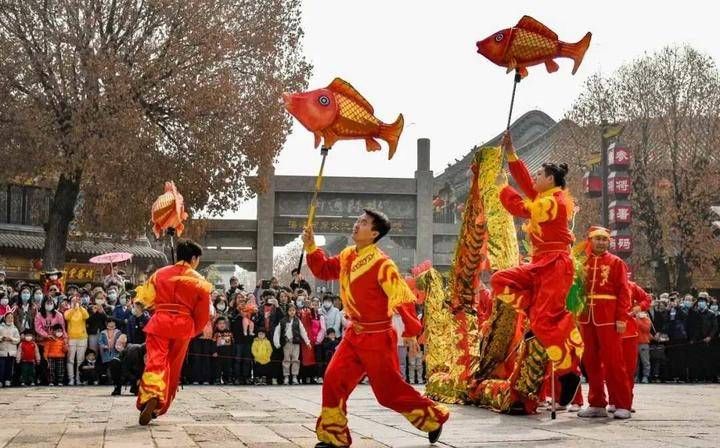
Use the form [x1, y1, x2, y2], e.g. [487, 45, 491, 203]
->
[2, 383, 720, 446]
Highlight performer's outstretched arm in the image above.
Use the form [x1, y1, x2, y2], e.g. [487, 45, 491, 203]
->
[502, 131, 538, 200]
[303, 226, 341, 280]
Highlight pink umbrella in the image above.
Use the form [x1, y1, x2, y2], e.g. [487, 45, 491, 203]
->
[89, 252, 133, 265]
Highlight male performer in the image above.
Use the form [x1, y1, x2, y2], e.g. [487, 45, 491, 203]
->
[135, 240, 212, 425]
[491, 131, 583, 405]
[302, 209, 449, 448]
[577, 226, 632, 419]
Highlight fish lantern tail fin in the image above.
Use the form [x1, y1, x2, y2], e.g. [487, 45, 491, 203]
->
[560, 32, 592, 74]
[379, 113, 404, 160]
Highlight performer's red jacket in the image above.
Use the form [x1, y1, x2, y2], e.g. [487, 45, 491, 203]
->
[138, 261, 212, 339]
[579, 251, 631, 327]
[306, 243, 421, 337]
[623, 281, 652, 339]
[499, 158, 574, 255]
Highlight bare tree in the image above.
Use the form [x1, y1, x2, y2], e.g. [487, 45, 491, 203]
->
[565, 45, 720, 291]
[0, 0, 311, 268]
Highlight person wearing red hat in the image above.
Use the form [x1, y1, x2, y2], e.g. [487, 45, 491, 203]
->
[577, 226, 633, 419]
[491, 131, 583, 406]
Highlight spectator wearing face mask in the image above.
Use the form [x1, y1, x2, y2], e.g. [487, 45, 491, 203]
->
[98, 320, 122, 383]
[16, 330, 40, 386]
[112, 292, 132, 332]
[687, 294, 718, 382]
[13, 285, 38, 334]
[127, 301, 150, 344]
[666, 298, 690, 382]
[31, 287, 45, 309]
[0, 312, 21, 387]
[35, 297, 66, 343]
[320, 295, 342, 337]
[86, 294, 109, 357]
[106, 286, 120, 308]
[44, 323, 68, 386]
[0, 286, 15, 318]
[64, 295, 89, 386]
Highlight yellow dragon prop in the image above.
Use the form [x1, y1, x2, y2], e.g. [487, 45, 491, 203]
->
[421, 146, 547, 413]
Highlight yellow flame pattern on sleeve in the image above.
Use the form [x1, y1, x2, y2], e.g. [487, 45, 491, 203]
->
[378, 259, 417, 316]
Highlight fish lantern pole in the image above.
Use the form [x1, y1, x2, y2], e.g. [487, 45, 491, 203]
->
[297, 146, 330, 272]
[166, 227, 177, 264]
[506, 71, 523, 131]
[283, 78, 404, 273]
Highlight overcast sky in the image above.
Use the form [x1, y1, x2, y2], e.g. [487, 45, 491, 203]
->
[225, 0, 720, 219]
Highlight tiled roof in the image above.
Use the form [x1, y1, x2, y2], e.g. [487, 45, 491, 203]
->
[433, 110, 558, 199]
[0, 225, 166, 261]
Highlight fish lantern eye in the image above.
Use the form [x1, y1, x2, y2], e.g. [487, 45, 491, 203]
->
[318, 95, 330, 106]
[495, 33, 504, 42]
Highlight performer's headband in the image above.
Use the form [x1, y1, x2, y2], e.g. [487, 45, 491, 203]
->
[588, 227, 610, 239]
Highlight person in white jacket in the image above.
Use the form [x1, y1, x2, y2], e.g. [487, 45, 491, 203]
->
[273, 304, 310, 385]
[0, 312, 21, 387]
[320, 296, 342, 336]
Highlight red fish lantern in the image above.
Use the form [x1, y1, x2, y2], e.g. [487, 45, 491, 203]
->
[151, 181, 189, 238]
[283, 78, 404, 159]
[476, 16, 591, 78]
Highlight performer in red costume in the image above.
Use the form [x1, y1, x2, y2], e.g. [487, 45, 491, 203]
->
[490, 131, 583, 406]
[607, 280, 651, 413]
[135, 240, 212, 425]
[577, 226, 633, 419]
[303, 209, 449, 448]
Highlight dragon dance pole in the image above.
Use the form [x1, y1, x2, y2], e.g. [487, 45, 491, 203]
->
[297, 147, 330, 272]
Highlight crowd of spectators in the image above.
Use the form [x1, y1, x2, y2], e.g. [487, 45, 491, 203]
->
[3, 266, 714, 393]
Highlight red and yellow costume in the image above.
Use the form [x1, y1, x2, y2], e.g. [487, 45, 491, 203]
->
[622, 281, 651, 407]
[135, 261, 212, 417]
[578, 227, 632, 411]
[306, 242, 449, 447]
[490, 156, 583, 376]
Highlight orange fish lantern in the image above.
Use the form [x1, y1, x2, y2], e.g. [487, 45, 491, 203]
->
[151, 181, 189, 238]
[283, 77, 404, 159]
[476, 16, 591, 78]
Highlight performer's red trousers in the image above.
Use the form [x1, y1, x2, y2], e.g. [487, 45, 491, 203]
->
[622, 336, 639, 408]
[316, 327, 449, 447]
[136, 333, 190, 416]
[579, 322, 631, 410]
[490, 253, 583, 376]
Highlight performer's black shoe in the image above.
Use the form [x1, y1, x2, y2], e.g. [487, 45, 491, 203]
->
[314, 442, 346, 448]
[428, 425, 443, 444]
[139, 397, 159, 426]
[558, 372, 581, 406]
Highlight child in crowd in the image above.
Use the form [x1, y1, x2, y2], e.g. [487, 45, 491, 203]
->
[16, 329, 40, 386]
[321, 328, 340, 379]
[273, 305, 310, 385]
[44, 323, 68, 386]
[79, 350, 99, 385]
[0, 312, 21, 386]
[251, 329, 272, 385]
[98, 320, 122, 384]
[213, 317, 234, 385]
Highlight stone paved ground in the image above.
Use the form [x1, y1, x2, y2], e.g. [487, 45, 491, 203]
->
[0, 384, 718, 447]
